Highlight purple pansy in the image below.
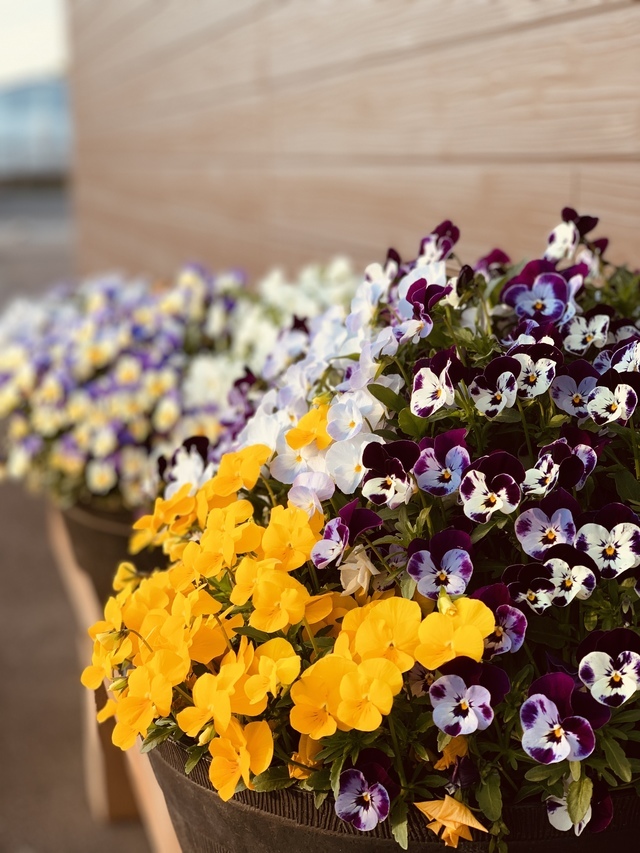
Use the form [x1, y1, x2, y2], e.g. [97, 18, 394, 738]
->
[472, 584, 527, 656]
[412, 428, 470, 497]
[338, 498, 383, 544]
[579, 650, 640, 708]
[551, 360, 599, 418]
[515, 506, 576, 560]
[468, 356, 521, 419]
[562, 313, 609, 356]
[575, 504, 640, 578]
[429, 674, 494, 736]
[474, 248, 511, 282]
[543, 544, 598, 607]
[335, 768, 390, 832]
[416, 220, 460, 264]
[520, 673, 595, 764]
[311, 517, 349, 569]
[502, 270, 580, 326]
[410, 359, 454, 418]
[541, 433, 600, 491]
[439, 657, 511, 706]
[544, 219, 579, 262]
[586, 369, 638, 426]
[459, 452, 525, 523]
[406, 530, 473, 600]
[361, 440, 420, 509]
[503, 562, 555, 614]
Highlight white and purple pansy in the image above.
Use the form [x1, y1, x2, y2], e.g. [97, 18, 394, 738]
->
[539, 435, 599, 492]
[503, 562, 554, 614]
[562, 313, 610, 356]
[472, 583, 527, 656]
[502, 265, 579, 325]
[544, 219, 579, 262]
[335, 768, 390, 832]
[406, 530, 473, 600]
[412, 428, 470, 497]
[468, 356, 521, 419]
[474, 248, 511, 283]
[575, 505, 640, 578]
[515, 505, 576, 560]
[410, 360, 454, 418]
[546, 791, 592, 836]
[522, 453, 560, 497]
[416, 219, 460, 264]
[429, 674, 494, 736]
[611, 339, 640, 374]
[459, 452, 525, 523]
[361, 440, 420, 510]
[508, 342, 562, 400]
[520, 673, 595, 764]
[579, 650, 640, 708]
[551, 360, 599, 418]
[543, 544, 598, 607]
[311, 516, 350, 569]
[586, 376, 637, 426]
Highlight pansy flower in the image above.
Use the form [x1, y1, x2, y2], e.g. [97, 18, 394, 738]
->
[311, 517, 349, 569]
[439, 656, 510, 707]
[515, 504, 576, 560]
[578, 628, 640, 707]
[562, 313, 609, 356]
[471, 584, 527, 656]
[544, 219, 579, 262]
[412, 428, 470, 497]
[551, 360, 599, 418]
[503, 562, 555, 614]
[429, 674, 494, 736]
[361, 440, 419, 509]
[410, 358, 454, 418]
[507, 342, 562, 400]
[543, 544, 598, 607]
[335, 768, 390, 831]
[575, 504, 640, 578]
[520, 673, 595, 764]
[416, 220, 460, 264]
[586, 372, 637, 426]
[502, 267, 582, 325]
[468, 356, 521, 419]
[406, 530, 474, 600]
[474, 248, 511, 282]
[459, 452, 525, 523]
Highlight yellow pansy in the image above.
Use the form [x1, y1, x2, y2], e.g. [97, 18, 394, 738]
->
[290, 655, 357, 740]
[289, 734, 323, 781]
[209, 444, 272, 497]
[336, 658, 403, 731]
[285, 405, 332, 451]
[434, 735, 469, 771]
[261, 505, 321, 572]
[415, 596, 495, 671]
[244, 638, 301, 705]
[208, 719, 273, 801]
[354, 597, 422, 672]
[250, 571, 310, 633]
[111, 653, 176, 750]
[229, 556, 279, 606]
[112, 561, 142, 596]
[176, 656, 245, 738]
[414, 795, 487, 848]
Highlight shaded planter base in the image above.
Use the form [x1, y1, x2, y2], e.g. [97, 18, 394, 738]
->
[149, 740, 640, 852]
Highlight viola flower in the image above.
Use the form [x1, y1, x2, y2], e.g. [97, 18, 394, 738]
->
[474, 248, 510, 282]
[501, 263, 583, 325]
[459, 452, 525, 523]
[310, 517, 349, 569]
[546, 791, 592, 836]
[361, 440, 419, 510]
[522, 453, 561, 497]
[415, 795, 487, 848]
[415, 597, 495, 671]
[410, 359, 454, 418]
[429, 674, 494, 736]
[562, 314, 609, 356]
[540, 435, 598, 491]
[575, 505, 640, 578]
[586, 379, 637, 426]
[412, 429, 470, 497]
[288, 471, 335, 518]
[324, 432, 384, 494]
[544, 219, 579, 262]
[415, 220, 460, 264]
[515, 506, 576, 560]
[543, 545, 598, 606]
[407, 530, 474, 600]
[335, 768, 390, 832]
[579, 649, 640, 707]
[339, 545, 380, 596]
[520, 673, 595, 764]
[503, 562, 554, 614]
[468, 356, 520, 419]
[551, 360, 599, 419]
[471, 584, 527, 656]
[508, 342, 561, 400]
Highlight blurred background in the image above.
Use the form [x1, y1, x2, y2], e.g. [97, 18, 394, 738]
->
[0, 0, 639, 850]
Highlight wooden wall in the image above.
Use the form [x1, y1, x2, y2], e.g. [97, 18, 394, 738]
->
[67, 0, 640, 281]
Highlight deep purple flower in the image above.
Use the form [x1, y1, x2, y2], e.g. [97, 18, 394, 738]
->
[406, 530, 473, 600]
[413, 429, 470, 497]
[429, 675, 494, 736]
[502, 271, 578, 325]
[503, 562, 554, 614]
[362, 440, 420, 509]
[338, 498, 383, 545]
[468, 356, 521, 419]
[520, 673, 595, 764]
[472, 584, 527, 656]
[311, 517, 349, 569]
[417, 220, 460, 263]
[459, 452, 525, 523]
[474, 248, 511, 281]
[538, 436, 597, 492]
[335, 768, 390, 832]
[439, 657, 511, 706]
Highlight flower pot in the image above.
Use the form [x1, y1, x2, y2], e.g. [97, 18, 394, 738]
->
[60, 502, 157, 603]
[148, 740, 640, 852]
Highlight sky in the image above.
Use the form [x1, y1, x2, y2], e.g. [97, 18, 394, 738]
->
[0, 0, 68, 86]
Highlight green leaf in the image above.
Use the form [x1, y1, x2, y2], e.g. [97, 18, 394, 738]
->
[184, 744, 208, 775]
[470, 519, 498, 544]
[548, 414, 570, 428]
[614, 709, 640, 724]
[399, 572, 417, 599]
[602, 736, 632, 782]
[304, 769, 331, 791]
[330, 752, 346, 798]
[524, 765, 558, 783]
[252, 766, 296, 792]
[491, 407, 522, 424]
[569, 761, 581, 782]
[566, 776, 593, 826]
[398, 408, 429, 439]
[233, 626, 274, 644]
[437, 731, 452, 751]
[314, 791, 328, 810]
[368, 383, 407, 414]
[390, 800, 409, 851]
[614, 469, 640, 504]
[420, 774, 449, 788]
[477, 771, 503, 822]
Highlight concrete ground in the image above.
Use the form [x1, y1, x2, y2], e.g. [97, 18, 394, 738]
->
[0, 185, 149, 852]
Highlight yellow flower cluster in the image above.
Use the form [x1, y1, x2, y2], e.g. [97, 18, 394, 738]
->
[83, 443, 496, 804]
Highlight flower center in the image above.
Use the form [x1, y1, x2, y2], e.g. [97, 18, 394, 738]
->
[545, 530, 557, 542]
[527, 373, 537, 385]
[551, 725, 564, 741]
[533, 301, 545, 311]
[585, 334, 594, 342]
[572, 394, 582, 405]
[612, 672, 622, 684]
[608, 403, 619, 413]
[605, 545, 616, 557]
[438, 571, 448, 583]
[494, 625, 504, 637]
[562, 578, 573, 589]
[441, 469, 452, 481]
[527, 591, 537, 602]
[362, 791, 371, 803]
[494, 392, 502, 402]
[486, 493, 497, 506]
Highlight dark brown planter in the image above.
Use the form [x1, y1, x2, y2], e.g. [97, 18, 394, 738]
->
[61, 502, 159, 603]
[148, 739, 640, 852]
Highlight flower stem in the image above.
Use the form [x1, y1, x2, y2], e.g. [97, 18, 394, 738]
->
[516, 398, 534, 461]
[388, 715, 408, 789]
[214, 614, 234, 653]
[174, 684, 194, 706]
[630, 417, 640, 480]
[302, 617, 320, 659]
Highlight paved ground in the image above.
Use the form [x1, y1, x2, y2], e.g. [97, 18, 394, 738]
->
[0, 185, 150, 852]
